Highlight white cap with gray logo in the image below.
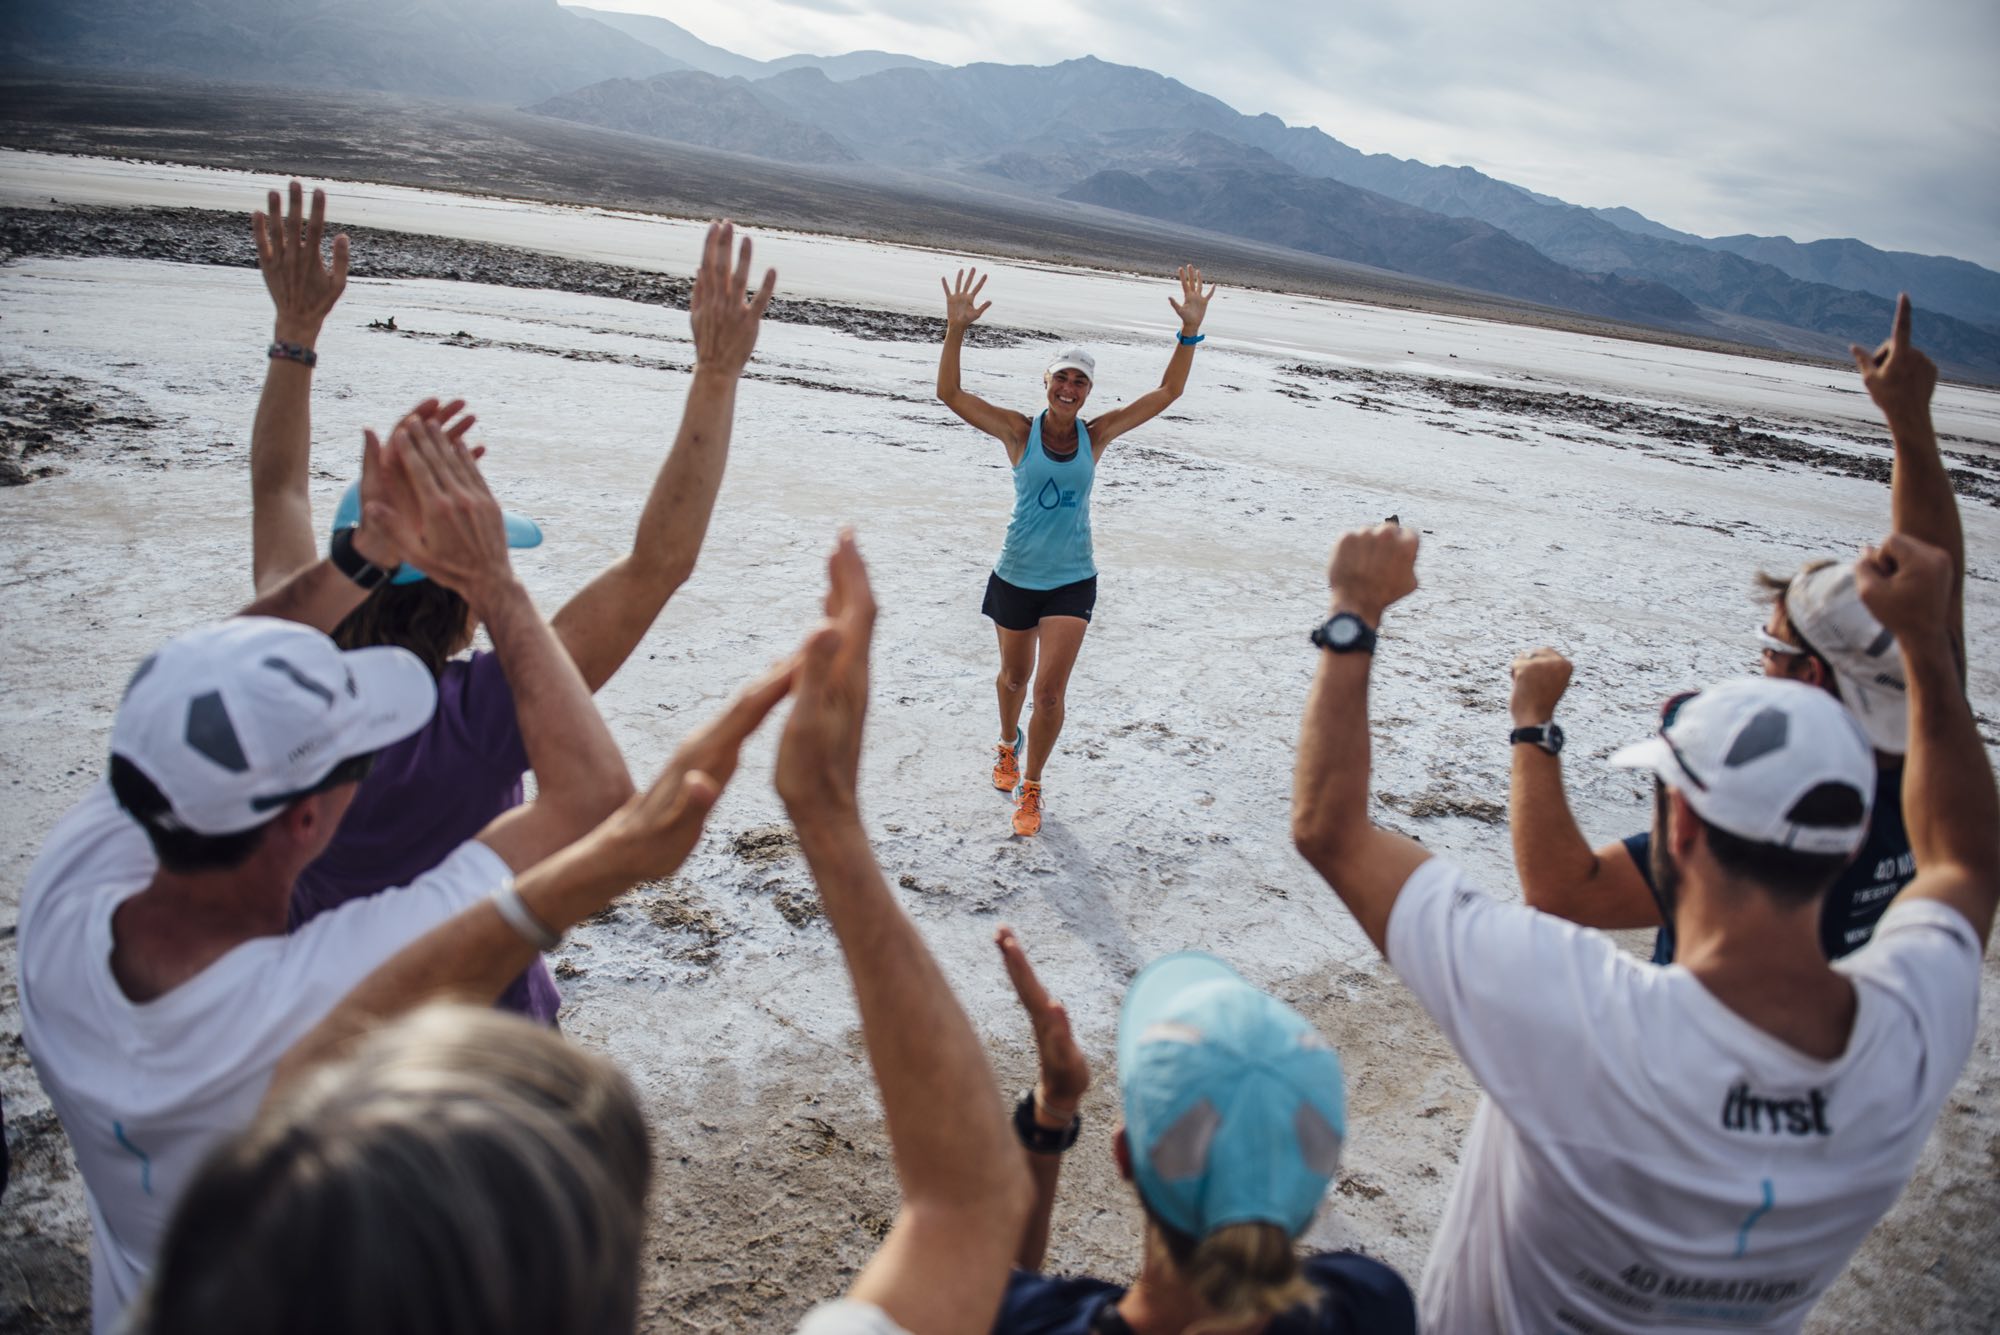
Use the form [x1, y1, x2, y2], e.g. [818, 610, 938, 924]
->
[110, 617, 437, 836]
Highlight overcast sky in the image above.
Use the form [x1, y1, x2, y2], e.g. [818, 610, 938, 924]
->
[612, 0, 1999, 270]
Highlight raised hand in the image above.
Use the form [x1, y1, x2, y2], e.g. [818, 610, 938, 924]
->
[1851, 294, 1938, 429]
[995, 926, 1090, 1123]
[252, 180, 349, 347]
[1167, 263, 1217, 334]
[1856, 533, 1953, 644]
[690, 220, 777, 377]
[366, 413, 511, 606]
[1327, 522, 1420, 624]
[1510, 648, 1574, 727]
[942, 268, 992, 330]
[775, 530, 877, 823]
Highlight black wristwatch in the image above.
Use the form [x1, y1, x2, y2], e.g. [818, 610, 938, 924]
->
[1310, 612, 1378, 655]
[1013, 1091, 1082, 1154]
[329, 524, 398, 591]
[1510, 723, 1565, 756]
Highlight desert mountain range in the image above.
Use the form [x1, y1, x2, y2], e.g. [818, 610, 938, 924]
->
[5, 0, 1996, 376]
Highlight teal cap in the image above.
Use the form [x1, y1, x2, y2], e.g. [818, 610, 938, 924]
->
[1117, 952, 1346, 1240]
[330, 481, 543, 585]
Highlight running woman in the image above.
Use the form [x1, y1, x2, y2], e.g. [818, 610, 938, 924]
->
[937, 264, 1215, 836]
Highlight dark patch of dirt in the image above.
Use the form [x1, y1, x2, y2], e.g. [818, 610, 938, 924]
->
[1282, 362, 2000, 507]
[0, 369, 165, 485]
[0, 205, 1043, 348]
[730, 825, 801, 867]
[1379, 790, 1507, 825]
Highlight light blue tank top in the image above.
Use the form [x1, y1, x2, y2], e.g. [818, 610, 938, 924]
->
[994, 414, 1096, 590]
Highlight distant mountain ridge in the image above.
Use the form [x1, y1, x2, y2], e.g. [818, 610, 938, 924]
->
[7, 1, 1995, 375]
[0, 0, 680, 102]
[532, 54, 2000, 375]
[564, 5, 941, 83]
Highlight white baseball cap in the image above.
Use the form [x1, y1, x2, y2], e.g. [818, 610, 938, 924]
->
[1047, 346, 1095, 380]
[110, 617, 437, 836]
[1785, 562, 1908, 754]
[1609, 677, 1875, 856]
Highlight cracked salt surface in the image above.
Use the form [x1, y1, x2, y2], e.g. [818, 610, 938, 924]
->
[2, 156, 1997, 1331]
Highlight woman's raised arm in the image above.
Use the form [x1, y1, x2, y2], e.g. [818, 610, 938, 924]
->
[1087, 264, 1216, 453]
[937, 267, 1030, 456]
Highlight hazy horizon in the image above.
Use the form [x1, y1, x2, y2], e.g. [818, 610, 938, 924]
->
[595, 0, 2000, 272]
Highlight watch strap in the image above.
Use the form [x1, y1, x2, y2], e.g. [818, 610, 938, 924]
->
[1013, 1091, 1082, 1154]
[1510, 723, 1563, 755]
[1176, 331, 1205, 346]
[1311, 612, 1378, 655]
[268, 339, 318, 368]
[329, 524, 395, 591]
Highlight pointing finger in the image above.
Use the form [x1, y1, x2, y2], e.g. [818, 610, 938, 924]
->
[1892, 293, 1911, 351]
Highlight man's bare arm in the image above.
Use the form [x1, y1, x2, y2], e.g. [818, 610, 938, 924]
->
[551, 222, 776, 691]
[249, 181, 349, 595]
[1855, 295, 1966, 676]
[1507, 648, 1663, 929]
[1855, 534, 1999, 946]
[778, 535, 1030, 1334]
[995, 925, 1089, 1273]
[1290, 525, 1433, 956]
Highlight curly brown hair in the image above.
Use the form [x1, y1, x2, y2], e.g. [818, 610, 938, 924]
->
[331, 581, 475, 679]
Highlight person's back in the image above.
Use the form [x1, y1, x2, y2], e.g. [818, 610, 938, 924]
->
[1289, 523, 1994, 1334]
[1392, 856, 1976, 1330]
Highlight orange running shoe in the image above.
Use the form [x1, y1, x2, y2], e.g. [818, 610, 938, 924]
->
[1012, 780, 1044, 837]
[993, 727, 1023, 792]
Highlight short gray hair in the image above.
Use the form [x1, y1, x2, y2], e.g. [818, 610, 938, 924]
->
[135, 1005, 651, 1335]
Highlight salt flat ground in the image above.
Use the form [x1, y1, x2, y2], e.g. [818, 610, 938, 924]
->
[2, 155, 1997, 1331]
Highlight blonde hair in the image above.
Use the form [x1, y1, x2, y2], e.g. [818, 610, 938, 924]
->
[1146, 1213, 1320, 1331]
[136, 1005, 651, 1335]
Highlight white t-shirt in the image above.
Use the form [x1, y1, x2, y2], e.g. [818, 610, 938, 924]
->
[16, 782, 509, 1332]
[1386, 857, 1981, 1334]
[795, 1300, 912, 1335]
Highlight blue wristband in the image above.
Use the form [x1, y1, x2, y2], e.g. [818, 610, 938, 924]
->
[1176, 332, 1205, 347]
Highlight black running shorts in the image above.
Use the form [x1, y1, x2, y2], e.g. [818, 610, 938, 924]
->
[982, 571, 1098, 631]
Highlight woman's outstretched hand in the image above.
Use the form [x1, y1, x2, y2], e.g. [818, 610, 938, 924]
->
[1168, 263, 1217, 335]
[943, 267, 993, 330]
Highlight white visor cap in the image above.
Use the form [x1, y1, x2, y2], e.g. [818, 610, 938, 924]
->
[1608, 677, 1875, 857]
[1047, 347, 1095, 380]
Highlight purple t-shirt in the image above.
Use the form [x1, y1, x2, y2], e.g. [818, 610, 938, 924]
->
[290, 650, 561, 1023]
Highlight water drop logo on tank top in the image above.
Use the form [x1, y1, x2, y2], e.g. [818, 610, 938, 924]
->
[1036, 478, 1078, 510]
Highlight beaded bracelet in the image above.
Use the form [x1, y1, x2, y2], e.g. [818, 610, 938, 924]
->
[268, 339, 318, 368]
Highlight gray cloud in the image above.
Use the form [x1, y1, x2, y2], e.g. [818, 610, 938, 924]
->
[636, 0, 2000, 268]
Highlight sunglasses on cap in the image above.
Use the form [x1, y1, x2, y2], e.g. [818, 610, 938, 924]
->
[1657, 690, 1707, 792]
[1754, 628, 1809, 659]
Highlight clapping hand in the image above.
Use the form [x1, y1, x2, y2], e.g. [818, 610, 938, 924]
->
[1168, 264, 1216, 335]
[942, 268, 992, 330]
[1851, 294, 1937, 430]
[995, 926, 1090, 1125]
[691, 220, 777, 377]
[364, 411, 511, 606]
[775, 531, 877, 824]
[253, 180, 349, 346]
